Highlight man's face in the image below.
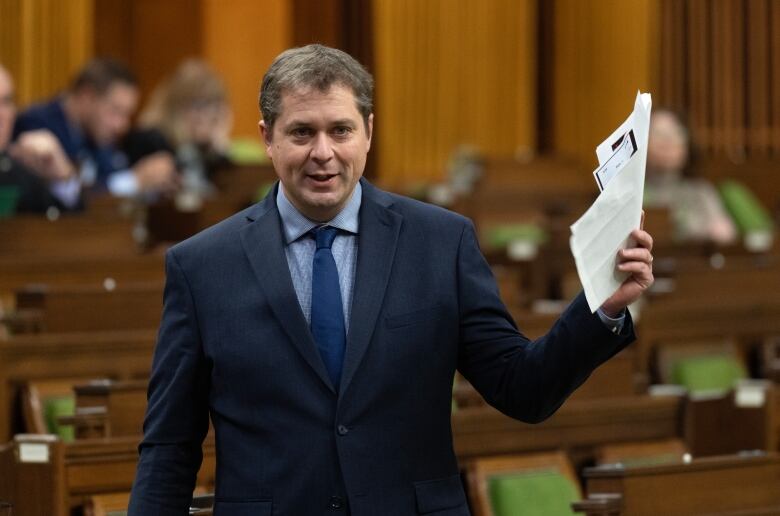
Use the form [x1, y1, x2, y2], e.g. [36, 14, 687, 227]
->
[83, 82, 138, 145]
[0, 68, 15, 150]
[260, 84, 373, 222]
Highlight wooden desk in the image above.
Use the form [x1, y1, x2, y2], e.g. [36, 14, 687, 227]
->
[0, 434, 215, 516]
[0, 213, 141, 259]
[453, 395, 683, 466]
[15, 282, 163, 333]
[576, 453, 780, 515]
[74, 380, 148, 438]
[0, 330, 156, 441]
[0, 252, 165, 294]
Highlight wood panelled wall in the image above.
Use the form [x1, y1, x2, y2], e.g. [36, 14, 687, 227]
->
[4, 1, 776, 182]
[95, 0, 289, 139]
[0, 0, 94, 106]
[94, 0, 203, 102]
[549, 0, 659, 167]
[372, 0, 537, 187]
[202, 0, 290, 139]
[658, 0, 780, 159]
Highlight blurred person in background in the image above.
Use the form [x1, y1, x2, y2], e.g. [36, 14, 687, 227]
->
[124, 59, 232, 197]
[644, 109, 737, 245]
[11, 58, 178, 209]
[0, 63, 62, 213]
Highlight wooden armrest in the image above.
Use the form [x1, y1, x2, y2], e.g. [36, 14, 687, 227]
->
[572, 493, 623, 515]
[58, 406, 109, 438]
[0, 501, 12, 516]
[762, 338, 780, 382]
[1, 308, 44, 333]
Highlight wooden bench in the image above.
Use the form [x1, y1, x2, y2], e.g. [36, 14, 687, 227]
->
[0, 252, 165, 295]
[683, 383, 778, 456]
[0, 434, 215, 516]
[13, 282, 163, 333]
[0, 330, 156, 442]
[72, 380, 148, 439]
[574, 452, 780, 515]
[637, 293, 780, 384]
[209, 163, 277, 204]
[0, 213, 142, 259]
[453, 394, 683, 469]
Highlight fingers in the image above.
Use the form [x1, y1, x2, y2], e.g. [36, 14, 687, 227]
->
[640, 210, 645, 230]
[619, 246, 653, 264]
[629, 228, 653, 252]
[617, 260, 654, 286]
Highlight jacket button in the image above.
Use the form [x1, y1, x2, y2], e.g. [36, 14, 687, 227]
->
[337, 424, 349, 436]
[329, 495, 344, 509]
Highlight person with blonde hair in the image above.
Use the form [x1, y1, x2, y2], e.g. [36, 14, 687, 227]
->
[645, 109, 737, 244]
[124, 59, 232, 195]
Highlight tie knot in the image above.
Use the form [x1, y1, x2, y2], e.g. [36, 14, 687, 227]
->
[312, 226, 338, 249]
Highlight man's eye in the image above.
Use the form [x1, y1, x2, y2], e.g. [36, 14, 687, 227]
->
[291, 127, 312, 137]
[332, 126, 352, 137]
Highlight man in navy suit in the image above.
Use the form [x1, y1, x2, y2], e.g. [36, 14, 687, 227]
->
[129, 44, 654, 515]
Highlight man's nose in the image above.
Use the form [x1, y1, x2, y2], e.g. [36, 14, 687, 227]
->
[310, 132, 334, 162]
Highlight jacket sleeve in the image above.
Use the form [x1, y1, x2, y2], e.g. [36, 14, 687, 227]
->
[455, 220, 635, 423]
[128, 248, 211, 514]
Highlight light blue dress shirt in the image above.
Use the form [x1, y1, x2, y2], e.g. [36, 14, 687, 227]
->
[277, 182, 361, 334]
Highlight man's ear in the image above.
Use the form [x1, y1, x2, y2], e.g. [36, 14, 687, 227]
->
[365, 113, 374, 152]
[259, 120, 273, 159]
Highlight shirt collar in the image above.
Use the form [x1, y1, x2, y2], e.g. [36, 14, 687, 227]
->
[277, 181, 362, 244]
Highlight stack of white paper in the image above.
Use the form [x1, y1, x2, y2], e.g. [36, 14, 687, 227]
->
[570, 92, 652, 312]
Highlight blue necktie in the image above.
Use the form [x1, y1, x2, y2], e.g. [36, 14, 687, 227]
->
[310, 226, 346, 390]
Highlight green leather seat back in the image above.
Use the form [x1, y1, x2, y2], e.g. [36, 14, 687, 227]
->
[489, 469, 578, 516]
[671, 355, 746, 394]
[485, 223, 548, 249]
[43, 395, 75, 442]
[0, 186, 20, 218]
[718, 180, 774, 233]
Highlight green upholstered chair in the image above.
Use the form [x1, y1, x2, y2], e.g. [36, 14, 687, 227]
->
[718, 180, 774, 250]
[718, 180, 774, 235]
[489, 470, 579, 516]
[43, 395, 76, 442]
[469, 451, 581, 516]
[485, 223, 548, 250]
[254, 181, 276, 202]
[671, 355, 747, 394]
[0, 186, 20, 218]
[22, 379, 84, 442]
[228, 138, 268, 165]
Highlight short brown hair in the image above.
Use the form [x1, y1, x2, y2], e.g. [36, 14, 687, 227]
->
[70, 58, 137, 95]
[259, 44, 373, 131]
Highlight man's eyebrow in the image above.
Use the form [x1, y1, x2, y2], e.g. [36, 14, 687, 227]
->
[283, 119, 312, 130]
[283, 119, 357, 130]
[331, 119, 357, 127]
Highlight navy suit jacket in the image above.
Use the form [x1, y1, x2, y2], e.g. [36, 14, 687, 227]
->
[129, 179, 634, 515]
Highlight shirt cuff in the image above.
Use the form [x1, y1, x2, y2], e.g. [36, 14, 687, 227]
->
[49, 177, 82, 209]
[107, 169, 139, 197]
[597, 308, 626, 334]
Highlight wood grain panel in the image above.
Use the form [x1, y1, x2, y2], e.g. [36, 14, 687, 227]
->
[372, 0, 536, 186]
[550, 0, 659, 165]
[202, 0, 291, 139]
[0, 0, 93, 106]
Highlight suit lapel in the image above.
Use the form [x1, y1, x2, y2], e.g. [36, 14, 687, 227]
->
[340, 181, 402, 397]
[239, 189, 336, 394]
